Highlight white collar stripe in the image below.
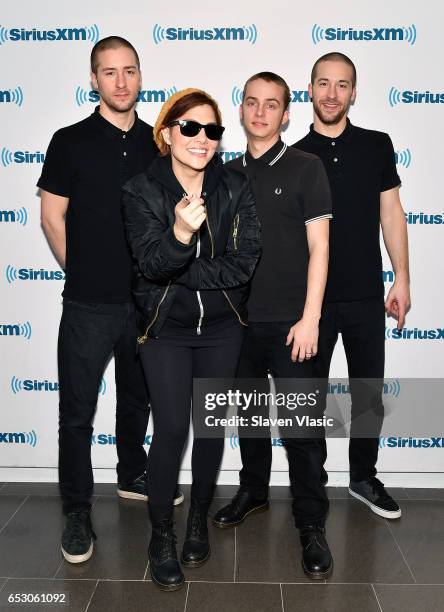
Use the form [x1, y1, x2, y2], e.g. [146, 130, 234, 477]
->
[269, 143, 287, 166]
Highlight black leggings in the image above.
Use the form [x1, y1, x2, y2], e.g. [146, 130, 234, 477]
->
[139, 322, 244, 517]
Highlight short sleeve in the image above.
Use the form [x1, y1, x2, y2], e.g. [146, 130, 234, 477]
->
[302, 157, 333, 225]
[381, 133, 401, 192]
[37, 129, 73, 197]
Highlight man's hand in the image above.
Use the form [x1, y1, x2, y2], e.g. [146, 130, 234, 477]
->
[173, 194, 206, 244]
[286, 317, 319, 362]
[385, 278, 411, 330]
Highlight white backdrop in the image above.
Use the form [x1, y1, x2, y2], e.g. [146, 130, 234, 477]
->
[1, 0, 443, 487]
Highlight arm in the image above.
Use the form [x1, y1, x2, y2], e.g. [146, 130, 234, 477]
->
[40, 189, 69, 269]
[122, 183, 197, 282]
[286, 219, 329, 362]
[177, 178, 261, 290]
[380, 186, 411, 328]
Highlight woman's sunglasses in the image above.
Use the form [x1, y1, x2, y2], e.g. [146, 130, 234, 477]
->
[169, 119, 225, 141]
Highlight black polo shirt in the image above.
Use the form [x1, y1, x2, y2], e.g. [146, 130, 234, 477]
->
[293, 119, 401, 303]
[228, 139, 332, 322]
[37, 107, 157, 302]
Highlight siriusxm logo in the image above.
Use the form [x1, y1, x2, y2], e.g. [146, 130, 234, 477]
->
[153, 23, 257, 44]
[405, 212, 444, 225]
[231, 86, 309, 106]
[6, 265, 64, 283]
[229, 434, 283, 449]
[0, 207, 28, 225]
[328, 380, 400, 398]
[385, 327, 444, 340]
[1, 148, 45, 167]
[389, 87, 444, 107]
[0, 86, 24, 106]
[312, 24, 416, 45]
[395, 149, 411, 168]
[0, 430, 37, 447]
[91, 432, 151, 446]
[379, 436, 444, 449]
[217, 151, 243, 163]
[0, 321, 32, 339]
[0, 24, 99, 45]
[11, 376, 106, 394]
[75, 86, 178, 106]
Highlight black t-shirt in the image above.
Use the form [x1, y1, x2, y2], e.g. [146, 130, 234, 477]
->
[37, 108, 157, 302]
[228, 139, 332, 322]
[293, 119, 401, 303]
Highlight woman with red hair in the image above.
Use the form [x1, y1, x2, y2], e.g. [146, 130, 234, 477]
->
[123, 88, 261, 590]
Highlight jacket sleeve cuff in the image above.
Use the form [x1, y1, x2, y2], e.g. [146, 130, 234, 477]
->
[162, 227, 197, 264]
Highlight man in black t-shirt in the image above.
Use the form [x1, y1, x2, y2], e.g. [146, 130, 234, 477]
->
[213, 72, 333, 579]
[38, 37, 182, 564]
[293, 53, 411, 520]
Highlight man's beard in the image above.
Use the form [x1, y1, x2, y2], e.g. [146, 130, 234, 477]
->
[101, 92, 138, 113]
[313, 98, 350, 125]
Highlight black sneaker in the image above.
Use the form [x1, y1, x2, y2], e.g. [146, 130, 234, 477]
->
[349, 477, 401, 519]
[117, 475, 184, 506]
[61, 511, 97, 563]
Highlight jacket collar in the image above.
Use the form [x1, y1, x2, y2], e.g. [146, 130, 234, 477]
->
[243, 138, 287, 167]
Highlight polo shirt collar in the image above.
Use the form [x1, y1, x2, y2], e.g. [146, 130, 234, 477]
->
[308, 117, 353, 145]
[243, 138, 287, 167]
[91, 106, 140, 140]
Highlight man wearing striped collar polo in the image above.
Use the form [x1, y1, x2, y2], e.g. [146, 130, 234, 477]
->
[213, 72, 333, 579]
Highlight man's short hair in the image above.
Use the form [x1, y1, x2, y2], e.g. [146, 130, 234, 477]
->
[311, 52, 357, 88]
[242, 71, 291, 109]
[90, 36, 140, 74]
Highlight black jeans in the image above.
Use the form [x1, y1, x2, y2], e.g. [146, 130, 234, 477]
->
[238, 322, 329, 529]
[139, 322, 244, 521]
[315, 297, 386, 482]
[58, 300, 149, 514]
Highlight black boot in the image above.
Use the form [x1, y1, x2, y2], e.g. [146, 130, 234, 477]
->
[148, 519, 184, 590]
[299, 525, 333, 579]
[181, 498, 210, 567]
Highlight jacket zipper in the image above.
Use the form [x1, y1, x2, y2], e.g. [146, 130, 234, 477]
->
[207, 207, 246, 326]
[232, 213, 239, 251]
[222, 289, 248, 326]
[137, 282, 171, 345]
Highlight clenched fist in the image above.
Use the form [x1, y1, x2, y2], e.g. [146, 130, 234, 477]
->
[173, 194, 206, 244]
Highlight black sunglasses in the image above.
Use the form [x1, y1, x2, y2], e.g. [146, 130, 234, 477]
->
[169, 119, 225, 141]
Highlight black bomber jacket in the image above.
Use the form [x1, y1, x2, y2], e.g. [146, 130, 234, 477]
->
[122, 154, 261, 341]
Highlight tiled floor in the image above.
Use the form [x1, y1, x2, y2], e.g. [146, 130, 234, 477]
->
[0, 483, 443, 611]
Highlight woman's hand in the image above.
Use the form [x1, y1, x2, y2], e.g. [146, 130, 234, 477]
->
[173, 194, 206, 244]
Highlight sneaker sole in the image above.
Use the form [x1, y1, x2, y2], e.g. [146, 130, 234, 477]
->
[61, 542, 93, 564]
[116, 490, 185, 506]
[213, 502, 269, 529]
[180, 547, 211, 568]
[348, 488, 402, 519]
[148, 562, 185, 591]
[117, 489, 148, 501]
[302, 558, 333, 580]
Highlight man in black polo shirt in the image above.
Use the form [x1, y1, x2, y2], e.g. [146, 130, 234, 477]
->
[214, 72, 333, 578]
[38, 36, 172, 564]
[293, 52, 411, 519]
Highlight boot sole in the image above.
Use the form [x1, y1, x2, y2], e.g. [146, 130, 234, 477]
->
[348, 488, 402, 519]
[213, 502, 269, 529]
[148, 562, 185, 591]
[302, 558, 333, 580]
[181, 546, 211, 568]
[117, 490, 185, 506]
